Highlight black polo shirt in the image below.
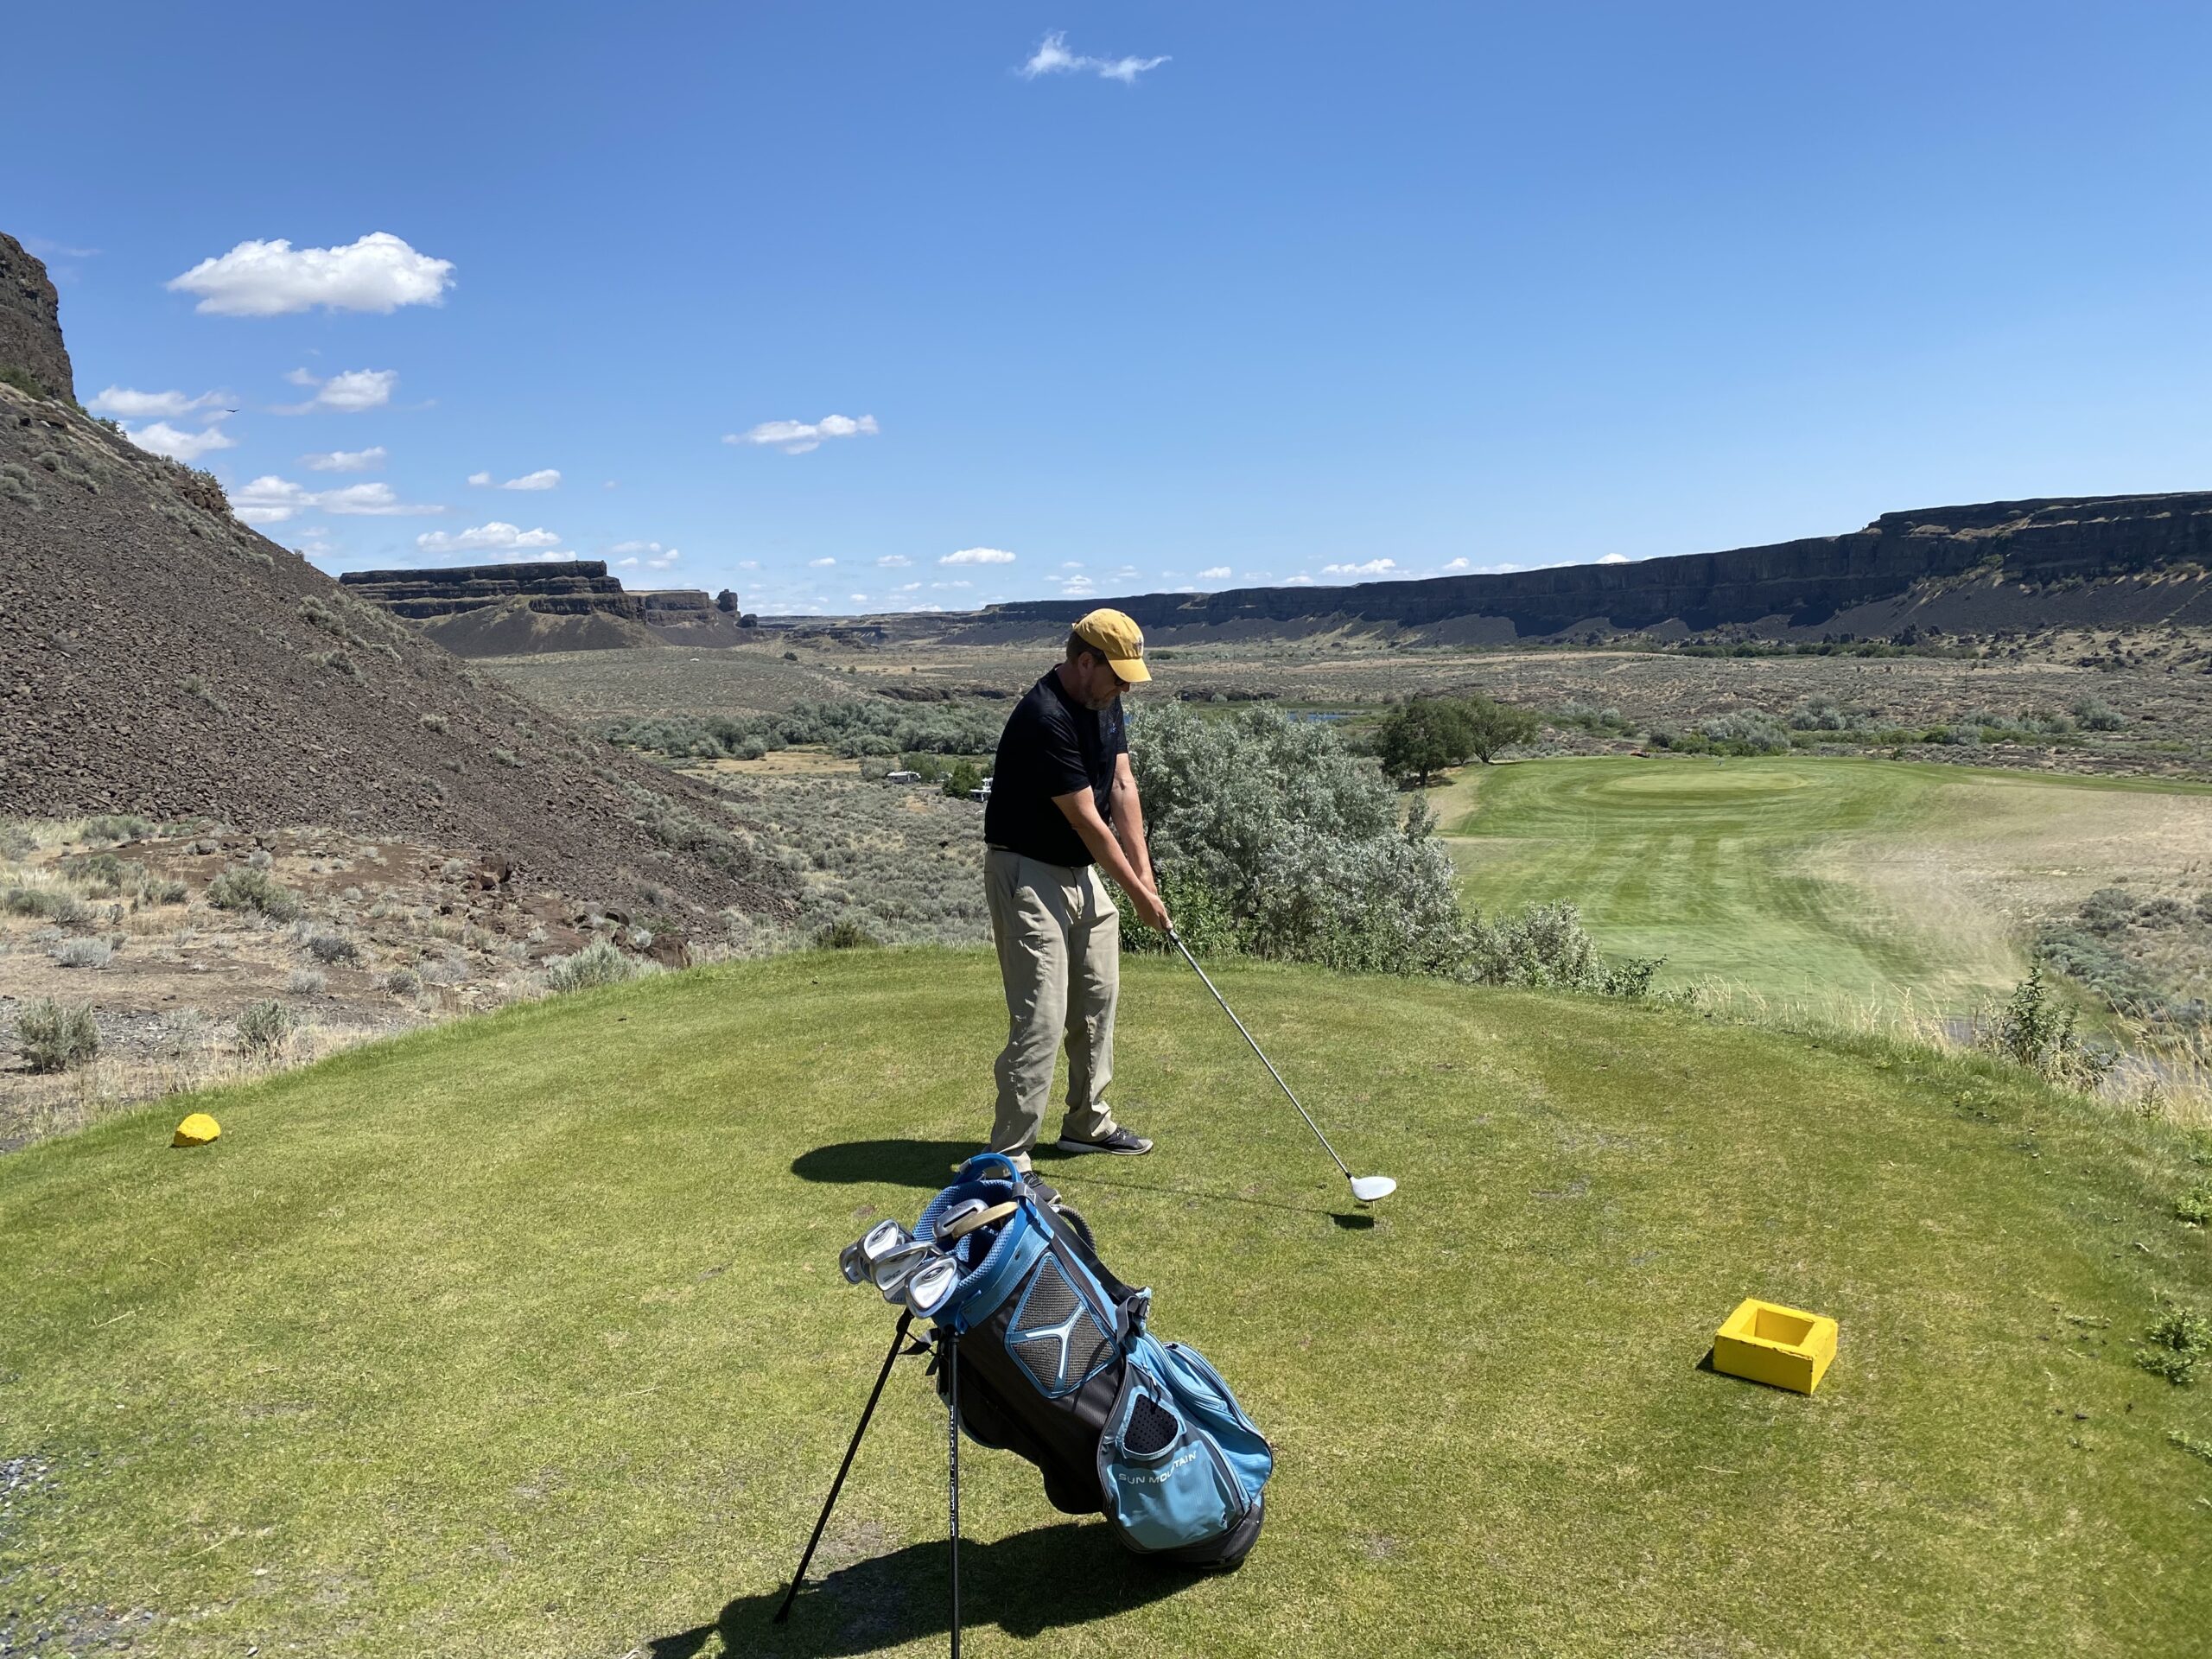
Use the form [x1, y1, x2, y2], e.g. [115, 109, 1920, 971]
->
[984, 670, 1127, 868]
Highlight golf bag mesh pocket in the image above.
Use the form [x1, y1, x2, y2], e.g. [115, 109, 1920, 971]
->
[1122, 1394, 1179, 1457]
[1006, 1255, 1115, 1399]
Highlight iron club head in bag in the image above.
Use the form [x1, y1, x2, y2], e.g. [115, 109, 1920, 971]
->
[872, 1239, 938, 1300]
[901, 1255, 961, 1318]
[1166, 930, 1395, 1206]
[842, 1218, 913, 1285]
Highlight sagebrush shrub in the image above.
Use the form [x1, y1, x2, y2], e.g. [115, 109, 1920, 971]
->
[235, 1000, 297, 1058]
[304, 931, 360, 965]
[4, 887, 87, 925]
[543, 939, 652, 992]
[16, 999, 99, 1071]
[206, 867, 302, 921]
[50, 937, 115, 969]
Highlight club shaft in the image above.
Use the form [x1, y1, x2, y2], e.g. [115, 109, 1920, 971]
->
[947, 1326, 962, 1659]
[774, 1309, 914, 1624]
[1172, 935, 1354, 1181]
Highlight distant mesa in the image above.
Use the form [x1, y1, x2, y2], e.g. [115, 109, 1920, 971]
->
[340, 560, 756, 657]
[965, 493, 2212, 644]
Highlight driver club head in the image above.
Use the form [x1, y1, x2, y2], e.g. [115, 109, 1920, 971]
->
[1349, 1174, 1397, 1205]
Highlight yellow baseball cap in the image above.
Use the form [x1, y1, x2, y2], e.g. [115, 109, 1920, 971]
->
[1073, 608, 1151, 683]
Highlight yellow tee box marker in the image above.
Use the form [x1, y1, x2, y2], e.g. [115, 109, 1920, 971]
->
[1713, 1299, 1837, 1395]
[171, 1112, 221, 1148]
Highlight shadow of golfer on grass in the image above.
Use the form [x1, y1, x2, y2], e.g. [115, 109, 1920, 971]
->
[791, 1139, 981, 1192]
[645, 1520, 1202, 1658]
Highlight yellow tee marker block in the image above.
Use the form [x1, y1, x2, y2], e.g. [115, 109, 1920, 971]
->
[172, 1112, 221, 1148]
[1713, 1299, 1836, 1395]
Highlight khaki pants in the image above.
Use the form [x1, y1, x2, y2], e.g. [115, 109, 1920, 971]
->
[986, 848, 1120, 1168]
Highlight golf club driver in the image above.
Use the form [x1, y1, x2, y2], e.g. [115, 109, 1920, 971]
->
[1167, 929, 1397, 1205]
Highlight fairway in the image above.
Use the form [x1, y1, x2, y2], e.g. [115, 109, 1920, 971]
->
[1443, 756, 2212, 1017]
[3, 950, 2209, 1656]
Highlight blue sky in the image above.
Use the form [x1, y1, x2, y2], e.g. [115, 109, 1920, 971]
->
[13, 3, 2212, 614]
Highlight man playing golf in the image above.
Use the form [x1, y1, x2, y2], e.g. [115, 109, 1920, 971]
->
[983, 608, 1173, 1173]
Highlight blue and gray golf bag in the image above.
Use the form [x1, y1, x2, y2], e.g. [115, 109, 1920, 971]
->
[918, 1153, 1273, 1569]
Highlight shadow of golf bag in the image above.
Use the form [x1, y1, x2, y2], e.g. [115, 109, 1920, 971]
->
[918, 1153, 1273, 1570]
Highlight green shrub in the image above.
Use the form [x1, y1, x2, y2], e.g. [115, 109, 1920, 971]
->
[1126, 703, 1650, 991]
[80, 814, 152, 844]
[814, 915, 881, 950]
[303, 931, 359, 965]
[16, 999, 99, 1071]
[4, 887, 87, 925]
[942, 759, 984, 799]
[543, 939, 652, 993]
[50, 937, 115, 969]
[236, 1000, 297, 1058]
[136, 874, 188, 906]
[2175, 1184, 2212, 1226]
[2138, 1307, 2211, 1386]
[2072, 696, 2126, 731]
[384, 967, 422, 996]
[206, 867, 302, 922]
[1980, 966, 2112, 1088]
[420, 712, 450, 734]
[0, 364, 50, 399]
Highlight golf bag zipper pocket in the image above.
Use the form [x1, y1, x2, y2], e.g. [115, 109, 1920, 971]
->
[1163, 1342, 1265, 1440]
[1096, 1359, 1249, 1555]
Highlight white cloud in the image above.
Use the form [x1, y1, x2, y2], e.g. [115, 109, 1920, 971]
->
[1598, 553, 1630, 565]
[1020, 30, 1169, 84]
[934, 580, 973, 590]
[230, 475, 442, 524]
[124, 420, 236, 462]
[897, 581, 922, 592]
[467, 471, 493, 486]
[1441, 557, 1470, 572]
[616, 556, 639, 568]
[89, 385, 224, 419]
[809, 556, 836, 568]
[1198, 565, 1230, 579]
[876, 554, 912, 568]
[943, 547, 1015, 566]
[289, 524, 338, 560]
[499, 468, 560, 491]
[302, 446, 386, 473]
[1284, 575, 1315, 586]
[646, 548, 680, 569]
[737, 560, 760, 571]
[315, 482, 438, 516]
[1321, 558, 1398, 576]
[167, 232, 454, 316]
[1060, 575, 1096, 595]
[280, 367, 397, 414]
[415, 520, 563, 554]
[723, 413, 879, 455]
[849, 593, 868, 604]
[1060, 561, 1084, 570]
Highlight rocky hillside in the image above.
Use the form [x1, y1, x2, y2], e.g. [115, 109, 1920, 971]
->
[340, 562, 752, 657]
[0, 240, 791, 923]
[0, 233, 74, 403]
[966, 493, 2212, 644]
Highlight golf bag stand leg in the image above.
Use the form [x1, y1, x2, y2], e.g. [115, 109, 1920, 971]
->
[772, 1309, 915, 1624]
[945, 1324, 962, 1659]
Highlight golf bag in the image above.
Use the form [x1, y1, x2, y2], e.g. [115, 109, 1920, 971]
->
[916, 1152, 1273, 1569]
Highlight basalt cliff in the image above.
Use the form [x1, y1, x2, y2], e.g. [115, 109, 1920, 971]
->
[962, 493, 2212, 644]
[340, 562, 753, 656]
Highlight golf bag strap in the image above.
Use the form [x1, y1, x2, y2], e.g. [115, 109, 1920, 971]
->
[939, 1200, 1019, 1244]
